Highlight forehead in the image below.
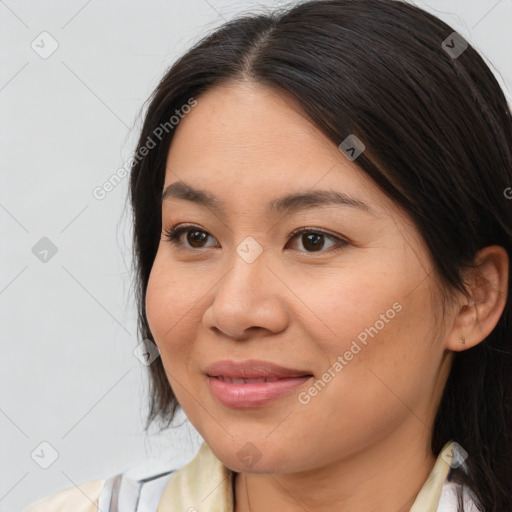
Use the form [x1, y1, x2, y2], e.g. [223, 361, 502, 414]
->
[168, 81, 334, 161]
[163, 81, 393, 216]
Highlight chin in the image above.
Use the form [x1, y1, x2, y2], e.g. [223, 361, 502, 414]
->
[206, 435, 298, 474]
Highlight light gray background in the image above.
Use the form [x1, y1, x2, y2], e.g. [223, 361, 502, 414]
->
[1, 0, 511, 510]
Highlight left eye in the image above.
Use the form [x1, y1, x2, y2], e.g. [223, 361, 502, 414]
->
[287, 228, 348, 253]
[163, 225, 348, 253]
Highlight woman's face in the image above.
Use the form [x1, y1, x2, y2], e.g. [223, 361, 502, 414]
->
[145, 80, 454, 474]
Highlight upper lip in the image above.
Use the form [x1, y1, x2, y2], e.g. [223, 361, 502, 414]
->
[205, 359, 312, 379]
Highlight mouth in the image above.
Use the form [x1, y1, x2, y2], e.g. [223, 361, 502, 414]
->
[206, 373, 314, 408]
[203, 359, 314, 407]
[210, 375, 310, 383]
[204, 359, 312, 380]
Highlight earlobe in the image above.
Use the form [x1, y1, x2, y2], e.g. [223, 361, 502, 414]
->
[445, 245, 509, 352]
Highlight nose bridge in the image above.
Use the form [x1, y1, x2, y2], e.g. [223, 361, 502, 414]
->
[222, 234, 269, 296]
[203, 231, 291, 339]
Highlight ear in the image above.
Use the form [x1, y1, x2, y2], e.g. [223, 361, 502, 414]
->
[445, 245, 509, 352]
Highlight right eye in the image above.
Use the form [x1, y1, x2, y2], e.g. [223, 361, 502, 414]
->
[163, 224, 219, 250]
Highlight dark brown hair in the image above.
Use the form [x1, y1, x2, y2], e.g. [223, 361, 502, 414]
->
[127, 1, 512, 509]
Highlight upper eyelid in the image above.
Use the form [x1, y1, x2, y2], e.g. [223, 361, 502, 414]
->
[288, 226, 340, 239]
[166, 224, 341, 238]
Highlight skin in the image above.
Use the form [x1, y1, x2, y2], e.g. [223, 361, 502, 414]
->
[145, 80, 509, 512]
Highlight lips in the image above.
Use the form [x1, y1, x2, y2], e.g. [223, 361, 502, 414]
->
[204, 360, 314, 407]
[204, 359, 313, 380]
[216, 376, 283, 383]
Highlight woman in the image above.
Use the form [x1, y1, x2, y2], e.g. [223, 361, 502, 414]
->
[24, 0, 512, 510]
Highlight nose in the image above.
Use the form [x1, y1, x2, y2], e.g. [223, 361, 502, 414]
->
[202, 246, 289, 341]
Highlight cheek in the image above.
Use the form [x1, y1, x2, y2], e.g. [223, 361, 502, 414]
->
[293, 305, 439, 457]
[145, 259, 197, 401]
[287, 262, 405, 352]
[145, 252, 210, 377]
[145, 256, 191, 351]
[321, 289, 439, 420]
[292, 259, 438, 392]
[145, 259, 169, 341]
[146, 252, 191, 333]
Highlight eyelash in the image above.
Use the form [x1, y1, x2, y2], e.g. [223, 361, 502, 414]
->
[162, 223, 349, 254]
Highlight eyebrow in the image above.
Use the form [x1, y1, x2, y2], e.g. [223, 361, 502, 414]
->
[161, 181, 374, 216]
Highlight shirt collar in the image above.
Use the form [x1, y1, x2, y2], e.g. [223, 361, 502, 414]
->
[157, 440, 460, 511]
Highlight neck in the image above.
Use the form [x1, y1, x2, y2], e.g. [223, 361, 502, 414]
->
[233, 427, 437, 512]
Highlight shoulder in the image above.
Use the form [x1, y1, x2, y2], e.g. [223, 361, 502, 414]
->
[437, 481, 482, 512]
[23, 455, 189, 512]
[23, 479, 105, 512]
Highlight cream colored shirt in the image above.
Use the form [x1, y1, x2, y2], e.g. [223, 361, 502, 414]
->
[24, 440, 480, 511]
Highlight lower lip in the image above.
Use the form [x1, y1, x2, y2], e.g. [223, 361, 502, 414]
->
[207, 375, 312, 408]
